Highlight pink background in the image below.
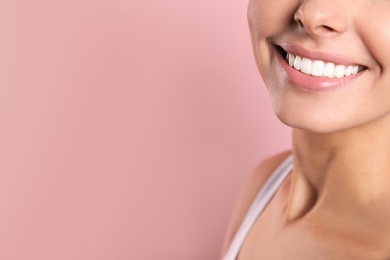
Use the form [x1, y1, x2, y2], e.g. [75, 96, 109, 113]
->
[0, 0, 290, 259]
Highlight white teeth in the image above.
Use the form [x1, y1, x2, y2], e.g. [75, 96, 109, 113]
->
[334, 65, 345, 78]
[285, 52, 362, 78]
[311, 60, 325, 77]
[323, 62, 335, 78]
[344, 65, 352, 76]
[288, 53, 295, 66]
[351, 65, 359, 74]
[294, 56, 302, 70]
[301, 58, 312, 75]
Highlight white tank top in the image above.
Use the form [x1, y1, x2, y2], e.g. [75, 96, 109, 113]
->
[223, 155, 293, 260]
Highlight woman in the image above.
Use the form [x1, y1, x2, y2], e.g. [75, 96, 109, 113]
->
[221, 0, 390, 259]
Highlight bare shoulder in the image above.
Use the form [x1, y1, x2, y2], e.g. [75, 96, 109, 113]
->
[220, 150, 292, 258]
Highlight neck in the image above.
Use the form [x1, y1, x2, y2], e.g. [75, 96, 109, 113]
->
[286, 117, 390, 234]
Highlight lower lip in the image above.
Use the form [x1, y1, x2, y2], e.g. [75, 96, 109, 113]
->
[275, 51, 363, 92]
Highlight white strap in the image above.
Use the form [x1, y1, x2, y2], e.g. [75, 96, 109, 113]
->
[223, 155, 293, 260]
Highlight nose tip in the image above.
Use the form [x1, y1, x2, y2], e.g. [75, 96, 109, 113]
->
[294, 0, 349, 36]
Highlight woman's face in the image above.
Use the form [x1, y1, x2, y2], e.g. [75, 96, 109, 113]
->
[248, 0, 390, 133]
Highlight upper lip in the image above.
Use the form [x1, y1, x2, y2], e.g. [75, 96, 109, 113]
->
[276, 42, 364, 67]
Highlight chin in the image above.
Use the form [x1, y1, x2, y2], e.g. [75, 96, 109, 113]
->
[274, 110, 350, 134]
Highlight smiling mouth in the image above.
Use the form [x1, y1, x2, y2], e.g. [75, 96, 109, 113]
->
[277, 47, 366, 79]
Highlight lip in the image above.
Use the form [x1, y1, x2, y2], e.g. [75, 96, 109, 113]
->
[274, 44, 366, 92]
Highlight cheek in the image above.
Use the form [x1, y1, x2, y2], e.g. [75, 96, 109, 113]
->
[356, 4, 390, 75]
[247, 0, 299, 83]
[247, 0, 298, 39]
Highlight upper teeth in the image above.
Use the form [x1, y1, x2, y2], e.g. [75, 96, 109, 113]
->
[286, 53, 363, 78]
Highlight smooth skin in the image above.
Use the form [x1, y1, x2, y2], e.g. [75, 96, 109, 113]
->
[222, 0, 390, 259]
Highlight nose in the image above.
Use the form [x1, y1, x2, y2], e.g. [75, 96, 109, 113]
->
[294, 0, 349, 36]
